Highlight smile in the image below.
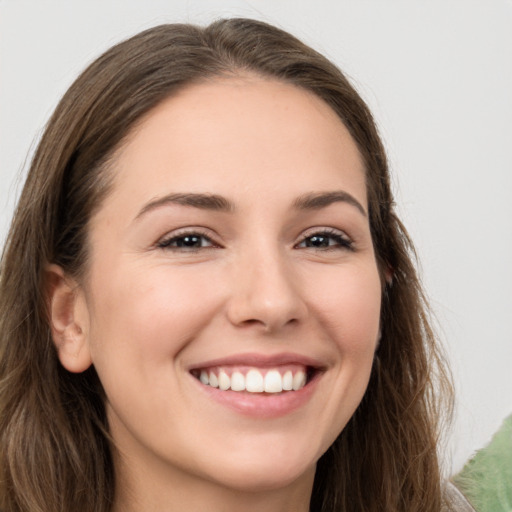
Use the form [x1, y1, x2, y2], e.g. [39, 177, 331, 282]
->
[188, 354, 325, 418]
[191, 366, 309, 393]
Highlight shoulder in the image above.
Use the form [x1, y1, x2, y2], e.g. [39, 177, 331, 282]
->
[451, 414, 512, 512]
[442, 481, 476, 512]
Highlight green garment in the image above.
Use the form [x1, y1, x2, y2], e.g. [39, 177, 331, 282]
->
[453, 414, 512, 512]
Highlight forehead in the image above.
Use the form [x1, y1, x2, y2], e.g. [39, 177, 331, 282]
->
[101, 77, 367, 217]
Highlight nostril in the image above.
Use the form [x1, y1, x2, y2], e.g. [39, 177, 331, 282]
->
[232, 314, 303, 334]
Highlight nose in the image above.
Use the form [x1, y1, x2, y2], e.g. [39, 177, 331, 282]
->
[226, 246, 307, 332]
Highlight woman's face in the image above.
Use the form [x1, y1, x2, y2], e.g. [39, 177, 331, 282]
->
[73, 77, 382, 494]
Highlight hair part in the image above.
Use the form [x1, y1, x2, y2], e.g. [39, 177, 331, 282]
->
[0, 18, 453, 512]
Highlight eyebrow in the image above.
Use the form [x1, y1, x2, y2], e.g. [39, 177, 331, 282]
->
[293, 191, 367, 217]
[135, 193, 235, 221]
[134, 189, 367, 221]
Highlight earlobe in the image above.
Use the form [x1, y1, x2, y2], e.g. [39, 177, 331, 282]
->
[46, 264, 92, 373]
[384, 265, 394, 287]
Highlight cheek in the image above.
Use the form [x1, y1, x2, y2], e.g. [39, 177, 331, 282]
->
[86, 263, 221, 365]
[300, 264, 381, 449]
[307, 264, 382, 349]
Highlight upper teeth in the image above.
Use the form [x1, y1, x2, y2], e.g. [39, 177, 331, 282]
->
[197, 368, 307, 393]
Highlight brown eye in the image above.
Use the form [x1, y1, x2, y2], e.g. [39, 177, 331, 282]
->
[304, 234, 332, 248]
[297, 230, 353, 250]
[158, 232, 215, 250]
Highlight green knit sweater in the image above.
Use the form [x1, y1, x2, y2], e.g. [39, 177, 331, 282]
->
[453, 414, 512, 512]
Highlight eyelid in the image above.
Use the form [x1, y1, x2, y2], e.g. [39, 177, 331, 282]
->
[154, 226, 353, 251]
[156, 227, 221, 250]
[294, 227, 354, 250]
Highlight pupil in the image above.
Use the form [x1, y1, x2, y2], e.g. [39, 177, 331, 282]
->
[178, 236, 201, 247]
[307, 235, 328, 247]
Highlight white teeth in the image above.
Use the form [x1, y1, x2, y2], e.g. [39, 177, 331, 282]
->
[264, 370, 283, 393]
[282, 370, 293, 391]
[218, 370, 230, 390]
[197, 367, 310, 393]
[292, 370, 306, 391]
[245, 369, 264, 392]
[209, 371, 219, 388]
[230, 371, 245, 391]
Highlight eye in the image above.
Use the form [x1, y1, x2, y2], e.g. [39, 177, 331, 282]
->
[157, 230, 217, 251]
[296, 229, 353, 251]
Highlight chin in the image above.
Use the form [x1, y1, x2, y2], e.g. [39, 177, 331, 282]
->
[198, 441, 319, 493]
[210, 461, 316, 494]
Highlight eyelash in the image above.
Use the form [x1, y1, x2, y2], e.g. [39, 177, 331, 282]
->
[156, 229, 217, 251]
[156, 228, 353, 252]
[295, 228, 354, 251]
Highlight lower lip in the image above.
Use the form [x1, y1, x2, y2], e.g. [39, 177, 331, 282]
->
[191, 373, 321, 419]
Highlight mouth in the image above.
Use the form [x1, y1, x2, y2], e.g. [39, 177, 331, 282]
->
[188, 354, 325, 418]
[190, 365, 318, 394]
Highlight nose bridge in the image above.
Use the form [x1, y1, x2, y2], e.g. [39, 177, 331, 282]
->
[226, 237, 305, 331]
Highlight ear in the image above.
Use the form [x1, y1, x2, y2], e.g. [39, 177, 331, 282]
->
[46, 264, 92, 373]
[384, 264, 394, 286]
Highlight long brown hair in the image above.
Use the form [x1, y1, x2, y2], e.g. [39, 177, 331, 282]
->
[0, 18, 453, 512]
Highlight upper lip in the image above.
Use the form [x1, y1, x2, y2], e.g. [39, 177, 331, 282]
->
[188, 352, 325, 371]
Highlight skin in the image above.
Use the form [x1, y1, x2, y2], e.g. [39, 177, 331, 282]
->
[49, 76, 382, 512]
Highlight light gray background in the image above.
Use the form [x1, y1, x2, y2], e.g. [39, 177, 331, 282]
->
[1, 0, 511, 474]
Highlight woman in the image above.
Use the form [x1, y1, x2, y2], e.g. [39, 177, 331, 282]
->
[0, 18, 465, 512]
